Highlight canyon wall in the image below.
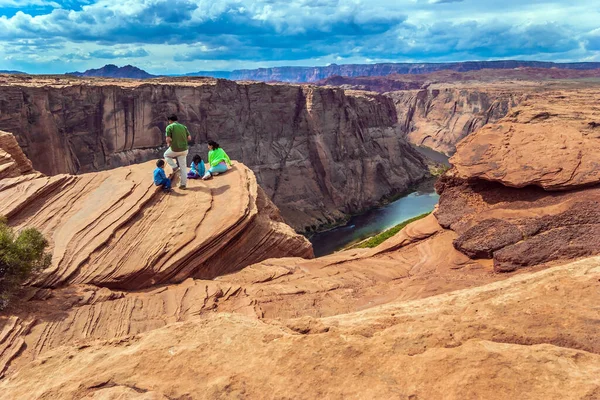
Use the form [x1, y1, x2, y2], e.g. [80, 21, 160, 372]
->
[318, 72, 600, 156]
[1, 88, 600, 398]
[188, 60, 600, 83]
[315, 76, 528, 156]
[389, 85, 525, 155]
[0, 77, 428, 231]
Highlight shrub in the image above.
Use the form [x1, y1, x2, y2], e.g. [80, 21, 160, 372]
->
[0, 218, 51, 309]
[354, 213, 431, 249]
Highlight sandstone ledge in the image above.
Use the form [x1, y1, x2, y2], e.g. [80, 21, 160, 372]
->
[451, 89, 600, 190]
[0, 158, 313, 290]
[0, 256, 598, 399]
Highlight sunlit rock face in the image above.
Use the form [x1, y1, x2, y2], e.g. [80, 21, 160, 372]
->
[1, 86, 600, 399]
[0, 76, 428, 231]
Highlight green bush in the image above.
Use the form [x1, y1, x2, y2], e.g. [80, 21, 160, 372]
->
[429, 164, 451, 177]
[354, 213, 431, 249]
[0, 218, 51, 309]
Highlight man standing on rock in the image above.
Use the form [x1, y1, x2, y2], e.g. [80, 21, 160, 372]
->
[164, 114, 192, 189]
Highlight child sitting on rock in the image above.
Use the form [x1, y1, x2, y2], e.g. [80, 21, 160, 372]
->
[187, 154, 206, 180]
[153, 159, 172, 192]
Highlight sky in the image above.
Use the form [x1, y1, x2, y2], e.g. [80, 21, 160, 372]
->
[1, 0, 600, 74]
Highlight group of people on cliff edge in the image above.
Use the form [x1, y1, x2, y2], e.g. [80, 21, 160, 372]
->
[153, 114, 232, 192]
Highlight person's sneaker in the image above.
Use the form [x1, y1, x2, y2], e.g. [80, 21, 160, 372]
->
[179, 185, 187, 190]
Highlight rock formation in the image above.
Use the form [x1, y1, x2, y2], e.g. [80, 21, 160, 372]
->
[0, 84, 599, 399]
[188, 60, 600, 83]
[0, 132, 313, 290]
[436, 88, 600, 272]
[450, 90, 600, 189]
[391, 84, 524, 155]
[0, 76, 428, 231]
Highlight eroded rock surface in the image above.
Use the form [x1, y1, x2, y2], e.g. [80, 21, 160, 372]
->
[451, 89, 600, 189]
[1, 85, 599, 399]
[0, 148, 312, 290]
[435, 89, 600, 272]
[0, 76, 428, 231]
[1, 256, 598, 399]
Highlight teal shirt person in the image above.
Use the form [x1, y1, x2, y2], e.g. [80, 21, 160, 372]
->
[166, 122, 191, 152]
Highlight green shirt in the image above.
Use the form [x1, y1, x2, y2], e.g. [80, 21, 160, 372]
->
[208, 148, 232, 167]
[165, 122, 190, 152]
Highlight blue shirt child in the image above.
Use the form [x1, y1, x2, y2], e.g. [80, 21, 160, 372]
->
[153, 166, 171, 191]
[154, 167, 167, 185]
[190, 161, 206, 177]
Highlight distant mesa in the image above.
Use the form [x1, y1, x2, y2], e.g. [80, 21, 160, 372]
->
[7, 60, 600, 82]
[43, 60, 600, 82]
[184, 70, 233, 79]
[0, 70, 26, 75]
[187, 60, 600, 83]
[67, 64, 156, 79]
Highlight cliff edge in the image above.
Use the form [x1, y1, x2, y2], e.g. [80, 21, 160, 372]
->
[0, 76, 428, 232]
[0, 131, 313, 290]
[0, 87, 599, 399]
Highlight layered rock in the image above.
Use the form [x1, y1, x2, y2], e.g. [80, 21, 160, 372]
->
[451, 89, 600, 189]
[0, 147, 312, 290]
[1, 255, 598, 399]
[436, 89, 600, 272]
[391, 85, 525, 155]
[0, 76, 428, 231]
[0, 130, 36, 179]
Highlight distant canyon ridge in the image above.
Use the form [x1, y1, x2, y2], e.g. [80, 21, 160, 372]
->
[62, 62, 600, 155]
[63, 60, 600, 83]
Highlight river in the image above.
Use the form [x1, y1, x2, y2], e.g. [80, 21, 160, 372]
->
[310, 178, 440, 257]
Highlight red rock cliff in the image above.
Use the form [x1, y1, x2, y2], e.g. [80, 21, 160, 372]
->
[0, 76, 428, 231]
[391, 84, 525, 155]
[0, 89, 599, 398]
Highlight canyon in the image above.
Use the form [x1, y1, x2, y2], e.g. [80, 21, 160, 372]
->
[188, 60, 600, 82]
[65, 61, 600, 83]
[319, 69, 600, 155]
[0, 75, 427, 232]
[0, 83, 599, 398]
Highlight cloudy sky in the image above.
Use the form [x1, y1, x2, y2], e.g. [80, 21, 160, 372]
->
[1, 0, 600, 74]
